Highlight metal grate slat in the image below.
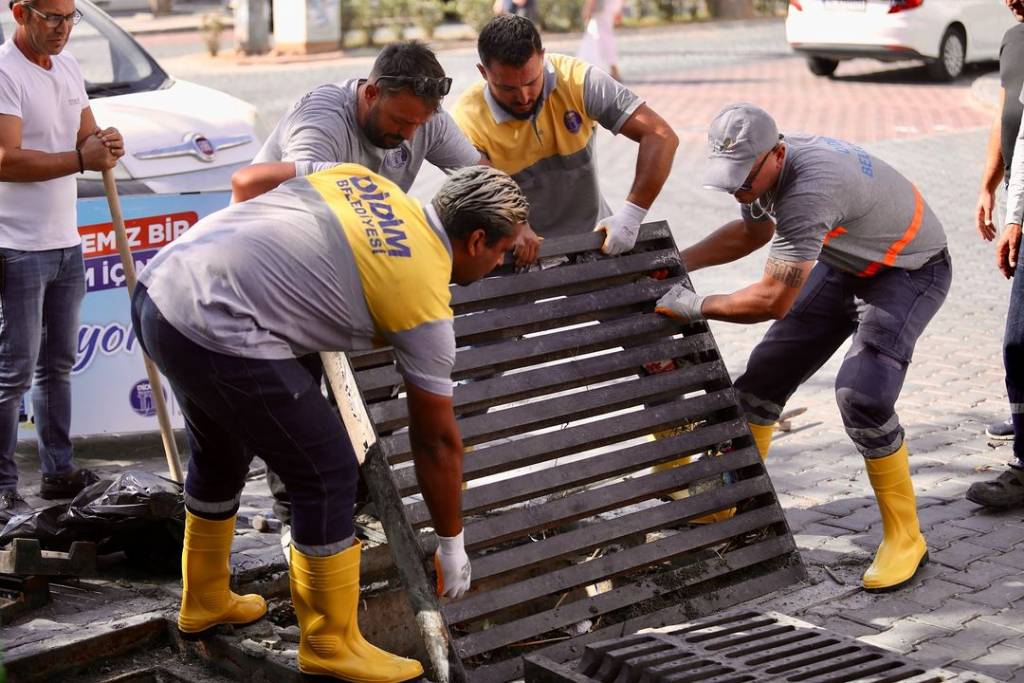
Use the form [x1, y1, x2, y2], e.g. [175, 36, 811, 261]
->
[457, 450, 766, 553]
[370, 335, 717, 431]
[380, 361, 726, 459]
[455, 536, 795, 658]
[392, 389, 740, 494]
[403, 418, 749, 527]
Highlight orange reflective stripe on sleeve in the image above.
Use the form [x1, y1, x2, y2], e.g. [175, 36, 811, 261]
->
[856, 185, 924, 278]
[822, 226, 846, 247]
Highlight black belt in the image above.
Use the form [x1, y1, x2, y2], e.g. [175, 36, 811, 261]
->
[922, 247, 949, 267]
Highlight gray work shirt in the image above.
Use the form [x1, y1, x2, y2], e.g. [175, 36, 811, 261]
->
[255, 79, 481, 192]
[742, 134, 946, 275]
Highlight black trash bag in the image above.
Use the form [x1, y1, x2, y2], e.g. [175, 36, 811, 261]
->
[110, 520, 185, 575]
[0, 470, 185, 573]
[63, 470, 184, 529]
[67, 471, 185, 574]
[0, 503, 74, 546]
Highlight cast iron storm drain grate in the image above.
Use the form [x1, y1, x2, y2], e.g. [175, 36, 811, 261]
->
[522, 609, 995, 683]
[340, 224, 807, 682]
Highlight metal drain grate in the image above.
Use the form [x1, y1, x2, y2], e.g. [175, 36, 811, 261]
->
[344, 224, 806, 682]
[523, 610, 997, 683]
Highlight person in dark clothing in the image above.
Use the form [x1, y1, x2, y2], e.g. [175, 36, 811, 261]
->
[968, 0, 1024, 508]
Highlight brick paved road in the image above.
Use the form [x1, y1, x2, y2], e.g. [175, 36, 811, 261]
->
[139, 20, 1023, 681]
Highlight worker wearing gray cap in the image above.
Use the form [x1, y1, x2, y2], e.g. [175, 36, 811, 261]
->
[657, 103, 950, 593]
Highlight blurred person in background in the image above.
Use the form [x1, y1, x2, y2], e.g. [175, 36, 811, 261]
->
[578, 0, 624, 82]
[972, 0, 1024, 443]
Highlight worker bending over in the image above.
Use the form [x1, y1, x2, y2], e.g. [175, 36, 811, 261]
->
[132, 164, 527, 681]
[658, 104, 950, 593]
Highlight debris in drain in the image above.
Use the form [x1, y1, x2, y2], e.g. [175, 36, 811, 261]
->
[0, 471, 185, 574]
[239, 638, 269, 658]
[265, 598, 296, 627]
[276, 624, 301, 643]
[248, 514, 282, 533]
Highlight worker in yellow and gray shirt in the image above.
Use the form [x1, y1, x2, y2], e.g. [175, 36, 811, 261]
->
[454, 14, 678, 255]
[133, 164, 528, 682]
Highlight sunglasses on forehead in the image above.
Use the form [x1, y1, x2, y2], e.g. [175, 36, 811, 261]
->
[374, 75, 453, 98]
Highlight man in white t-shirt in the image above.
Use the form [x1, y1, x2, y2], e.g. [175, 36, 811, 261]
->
[0, 0, 123, 518]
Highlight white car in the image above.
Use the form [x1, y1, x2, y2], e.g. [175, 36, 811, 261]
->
[0, 0, 264, 196]
[786, 0, 1014, 81]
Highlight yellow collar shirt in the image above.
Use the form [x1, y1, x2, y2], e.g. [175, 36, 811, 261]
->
[453, 54, 643, 238]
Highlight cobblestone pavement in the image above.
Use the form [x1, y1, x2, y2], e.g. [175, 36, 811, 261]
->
[22, 19, 1019, 680]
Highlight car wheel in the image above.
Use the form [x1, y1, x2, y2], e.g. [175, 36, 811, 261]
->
[806, 57, 839, 77]
[928, 26, 965, 81]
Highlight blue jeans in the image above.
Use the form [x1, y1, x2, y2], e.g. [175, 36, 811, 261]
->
[131, 285, 358, 554]
[736, 251, 951, 458]
[0, 245, 86, 490]
[1005, 254, 1024, 466]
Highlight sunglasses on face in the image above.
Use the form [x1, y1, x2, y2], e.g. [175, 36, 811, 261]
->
[374, 75, 453, 98]
[20, 3, 82, 27]
[734, 144, 780, 195]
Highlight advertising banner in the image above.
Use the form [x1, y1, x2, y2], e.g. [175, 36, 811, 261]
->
[17, 192, 231, 441]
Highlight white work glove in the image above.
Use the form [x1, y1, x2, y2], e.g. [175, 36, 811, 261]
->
[655, 282, 705, 323]
[434, 530, 471, 599]
[594, 201, 648, 256]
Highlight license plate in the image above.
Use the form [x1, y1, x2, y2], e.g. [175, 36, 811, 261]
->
[823, 0, 866, 10]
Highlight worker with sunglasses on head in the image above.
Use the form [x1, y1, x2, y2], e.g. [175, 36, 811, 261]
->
[244, 40, 544, 267]
[656, 103, 950, 594]
[237, 41, 483, 202]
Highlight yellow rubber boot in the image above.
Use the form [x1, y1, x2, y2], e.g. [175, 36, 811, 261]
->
[652, 422, 775, 522]
[748, 422, 774, 461]
[650, 426, 695, 503]
[862, 443, 928, 592]
[178, 511, 267, 638]
[291, 540, 424, 682]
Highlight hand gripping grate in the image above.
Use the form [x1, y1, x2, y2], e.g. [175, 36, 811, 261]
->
[523, 609, 999, 683]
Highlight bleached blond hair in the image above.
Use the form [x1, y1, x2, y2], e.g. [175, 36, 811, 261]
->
[432, 166, 530, 245]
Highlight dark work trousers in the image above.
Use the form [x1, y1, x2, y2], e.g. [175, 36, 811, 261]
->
[265, 357, 369, 526]
[1005, 254, 1024, 467]
[734, 250, 951, 459]
[131, 285, 358, 554]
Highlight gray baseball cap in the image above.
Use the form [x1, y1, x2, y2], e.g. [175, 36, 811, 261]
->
[703, 103, 780, 193]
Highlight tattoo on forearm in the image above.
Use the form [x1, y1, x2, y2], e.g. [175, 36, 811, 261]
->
[765, 259, 805, 288]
